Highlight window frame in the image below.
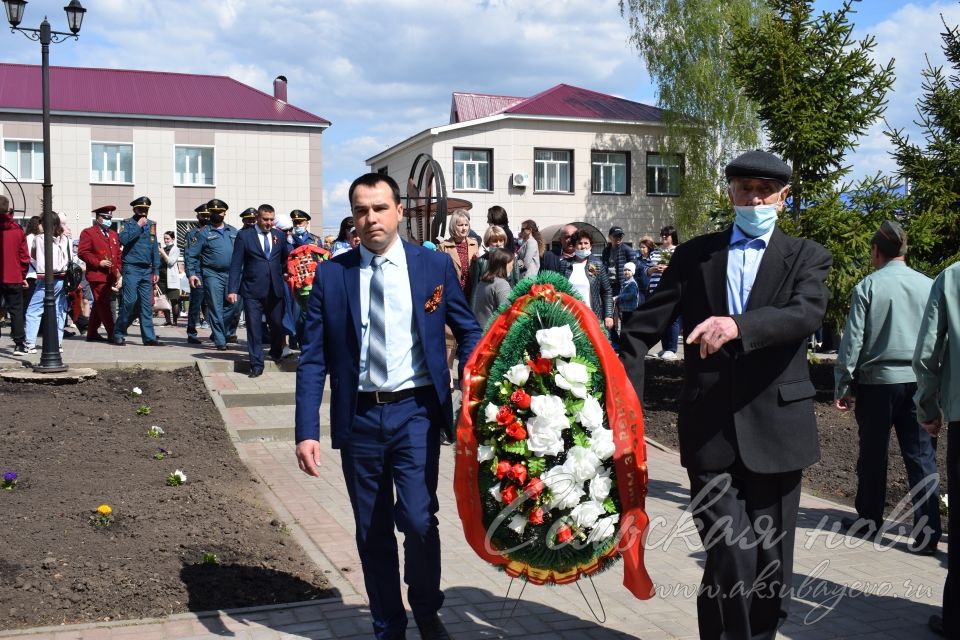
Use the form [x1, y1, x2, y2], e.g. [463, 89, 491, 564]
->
[2, 138, 44, 183]
[533, 148, 574, 194]
[645, 152, 684, 197]
[590, 150, 631, 195]
[452, 147, 494, 193]
[89, 141, 135, 185]
[173, 144, 216, 187]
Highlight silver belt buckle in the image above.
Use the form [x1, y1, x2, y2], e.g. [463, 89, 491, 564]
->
[373, 390, 386, 404]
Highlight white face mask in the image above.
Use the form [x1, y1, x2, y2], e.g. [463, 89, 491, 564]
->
[574, 248, 591, 259]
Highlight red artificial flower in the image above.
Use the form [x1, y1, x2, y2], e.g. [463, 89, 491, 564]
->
[505, 421, 527, 441]
[508, 463, 528, 485]
[524, 478, 545, 498]
[557, 524, 573, 543]
[510, 389, 532, 410]
[528, 357, 553, 376]
[496, 460, 512, 479]
[529, 507, 545, 525]
[502, 485, 518, 504]
[496, 405, 516, 426]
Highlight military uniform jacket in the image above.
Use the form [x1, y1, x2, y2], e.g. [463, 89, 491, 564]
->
[185, 224, 238, 275]
[78, 224, 122, 284]
[118, 217, 160, 274]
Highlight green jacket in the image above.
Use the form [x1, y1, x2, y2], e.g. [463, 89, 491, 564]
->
[835, 260, 932, 399]
[913, 261, 960, 423]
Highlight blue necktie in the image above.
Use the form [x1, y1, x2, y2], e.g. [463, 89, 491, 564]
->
[368, 256, 387, 387]
[262, 232, 270, 257]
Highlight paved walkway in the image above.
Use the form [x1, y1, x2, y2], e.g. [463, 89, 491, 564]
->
[0, 326, 945, 639]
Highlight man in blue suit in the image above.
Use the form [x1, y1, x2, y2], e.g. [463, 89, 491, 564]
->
[295, 173, 481, 640]
[228, 204, 289, 378]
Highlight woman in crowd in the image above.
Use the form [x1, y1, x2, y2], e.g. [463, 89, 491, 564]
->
[158, 231, 181, 325]
[635, 235, 656, 306]
[330, 216, 355, 253]
[24, 215, 71, 352]
[516, 219, 542, 279]
[472, 248, 514, 328]
[22, 216, 41, 314]
[469, 225, 520, 302]
[560, 229, 613, 330]
[439, 209, 480, 301]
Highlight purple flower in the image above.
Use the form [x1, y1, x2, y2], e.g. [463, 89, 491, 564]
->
[159, 448, 169, 455]
[3, 472, 16, 482]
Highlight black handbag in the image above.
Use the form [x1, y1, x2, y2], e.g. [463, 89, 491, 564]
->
[64, 242, 84, 291]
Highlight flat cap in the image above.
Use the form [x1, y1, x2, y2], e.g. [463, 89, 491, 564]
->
[725, 150, 792, 185]
[290, 209, 311, 222]
[608, 225, 624, 237]
[92, 205, 116, 218]
[206, 199, 228, 213]
[240, 207, 258, 220]
[130, 196, 152, 209]
[872, 220, 907, 257]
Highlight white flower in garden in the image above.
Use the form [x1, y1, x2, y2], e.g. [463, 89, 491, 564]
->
[484, 403, 499, 424]
[576, 395, 604, 432]
[504, 363, 530, 386]
[589, 470, 613, 502]
[570, 500, 606, 530]
[477, 444, 495, 462]
[173, 469, 187, 483]
[563, 446, 603, 482]
[587, 514, 620, 543]
[542, 466, 585, 510]
[590, 428, 616, 461]
[555, 361, 589, 398]
[507, 513, 528, 535]
[535, 325, 577, 359]
[147, 425, 165, 438]
[132, 387, 142, 396]
[489, 484, 503, 503]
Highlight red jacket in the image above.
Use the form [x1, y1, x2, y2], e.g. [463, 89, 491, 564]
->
[0, 212, 29, 285]
[78, 224, 122, 284]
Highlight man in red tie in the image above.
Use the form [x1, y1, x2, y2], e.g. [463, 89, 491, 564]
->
[78, 205, 122, 341]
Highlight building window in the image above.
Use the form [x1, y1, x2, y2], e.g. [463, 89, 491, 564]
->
[175, 146, 215, 186]
[591, 151, 629, 194]
[646, 153, 683, 196]
[534, 149, 573, 193]
[377, 166, 389, 176]
[453, 149, 492, 191]
[3, 140, 43, 182]
[90, 143, 133, 184]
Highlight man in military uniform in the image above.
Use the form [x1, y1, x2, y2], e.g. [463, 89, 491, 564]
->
[185, 204, 210, 344]
[185, 199, 239, 351]
[113, 196, 163, 346]
[239, 207, 258, 229]
[78, 205, 122, 342]
[290, 209, 320, 247]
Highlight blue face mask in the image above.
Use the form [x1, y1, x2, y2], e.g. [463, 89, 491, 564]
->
[293, 226, 306, 236]
[100, 219, 112, 230]
[574, 249, 592, 260]
[734, 203, 780, 237]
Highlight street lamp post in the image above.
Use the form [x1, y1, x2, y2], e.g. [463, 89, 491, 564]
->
[4, 0, 86, 372]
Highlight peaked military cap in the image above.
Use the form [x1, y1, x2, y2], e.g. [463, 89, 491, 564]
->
[725, 150, 792, 185]
[240, 207, 258, 220]
[206, 199, 228, 213]
[92, 205, 116, 218]
[290, 209, 311, 222]
[130, 196, 152, 209]
[194, 203, 209, 216]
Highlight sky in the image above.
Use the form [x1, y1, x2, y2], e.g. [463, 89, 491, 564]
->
[1, 0, 958, 232]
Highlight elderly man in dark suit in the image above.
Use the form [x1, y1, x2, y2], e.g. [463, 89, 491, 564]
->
[622, 150, 832, 640]
[295, 173, 481, 640]
[228, 204, 289, 378]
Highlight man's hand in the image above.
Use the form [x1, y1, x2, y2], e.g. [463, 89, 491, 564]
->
[686, 316, 739, 358]
[295, 440, 322, 477]
[152, 274, 159, 284]
[189, 275, 201, 288]
[922, 419, 943, 437]
[99, 259, 112, 268]
[137, 216, 148, 228]
[21, 279, 28, 288]
[835, 396, 855, 412]
[604, 317, 614, 330]
[227, 293, 237, 305]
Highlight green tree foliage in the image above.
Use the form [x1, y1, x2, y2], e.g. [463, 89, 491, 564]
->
[887, 17, 960, 276]
[620, 0, 763, 236]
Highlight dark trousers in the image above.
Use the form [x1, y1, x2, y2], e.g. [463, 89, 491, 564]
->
[0, 282, 26, 346]
[340, 389, 444, 639]
[944, 422, 960, 637]
[186, 284, 206, 338]
[242, 290, 284, 371]
[688, 462, 802, 640]
[114, 267, 156, 342]
[662, 315, 681, 352]
[854, 383, 942, 544]
[87, 281, 114, 338]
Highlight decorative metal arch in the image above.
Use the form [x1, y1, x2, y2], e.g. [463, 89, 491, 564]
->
[0, 165, 27, 218]
[403, 152, 473, 244]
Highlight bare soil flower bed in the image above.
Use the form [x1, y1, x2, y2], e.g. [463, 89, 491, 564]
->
[0, 367, 333, 630]
[641, 359, 948, 511]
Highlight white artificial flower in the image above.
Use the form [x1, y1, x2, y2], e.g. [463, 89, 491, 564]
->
[530, 394, 567, 419]
[590, 428, 616, 461]
[173, 469, 187, 483]
[555, 360, 589, 399]
[576, 395, 605, 432]
[535, 325, 577, 359]
[477, 444, 495, 462]
[507, 513, 528, 535]
[526, 418, 567, 457]
[132, 387, 142, 395]
[489, 483, 503, 503]
[587, 514, 620, 543]
[570, 500, 606, 530]
[563, 446, 603, 483]
[553, 484, 586, 510]
[589, 471, 613, 502]
[484, 403, 499, 424]
[541, 466, 585, 510]
[504, 363, 530, 386]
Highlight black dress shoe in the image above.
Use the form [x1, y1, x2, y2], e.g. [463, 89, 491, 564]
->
[112, 338, 126, 346]
[907, 539, 939, 555]
[187, 336, 203, 344]
[226, 335, 238, 344]
[85, 334, 107, 342]
[248, 368, 263, 378]
[840, 516, 881, 538]
[929, 614, 947, 637]
[215, 344, 227, 351]
[416, 615, 451, 640]
[143, 340, 164, 346]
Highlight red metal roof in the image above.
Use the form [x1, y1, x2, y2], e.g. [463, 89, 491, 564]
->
[504, 84, 663, 122]
[0, 63, 329, 126]
[450, 91, 526, 123]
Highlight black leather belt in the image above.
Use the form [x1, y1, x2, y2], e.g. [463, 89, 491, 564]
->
[357, 387, 426, 405]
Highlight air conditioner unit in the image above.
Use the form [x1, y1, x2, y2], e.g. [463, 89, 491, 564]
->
[512, 172, 530, 188]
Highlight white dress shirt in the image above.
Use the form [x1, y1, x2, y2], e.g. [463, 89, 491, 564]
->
[358, 240, 429, 392]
